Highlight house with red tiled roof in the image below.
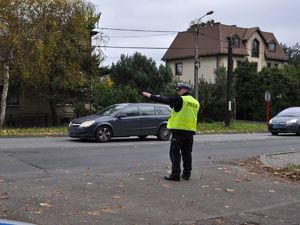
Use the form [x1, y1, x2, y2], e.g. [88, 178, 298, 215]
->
[162, 23, 288, 84]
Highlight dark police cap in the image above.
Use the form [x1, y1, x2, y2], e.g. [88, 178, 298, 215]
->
[176, 82, 192, 91]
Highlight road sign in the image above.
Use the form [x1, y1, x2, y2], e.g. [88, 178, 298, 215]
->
[265, 91, 271, 102]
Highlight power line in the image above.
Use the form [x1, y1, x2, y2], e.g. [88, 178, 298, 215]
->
[99, 27, 179, 33]
[97, 28, 272, 55]
[103, 33, 175, 38]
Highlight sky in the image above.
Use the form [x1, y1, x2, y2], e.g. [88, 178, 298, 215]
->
[90, 0, 299, 67]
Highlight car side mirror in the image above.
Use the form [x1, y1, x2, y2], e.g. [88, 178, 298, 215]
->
[117, 113, 127, 119]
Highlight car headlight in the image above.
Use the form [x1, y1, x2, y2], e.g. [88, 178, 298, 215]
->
[286, 119, 298, 124]
[269, 118, 274, 124]
[79, 120, 95, 128]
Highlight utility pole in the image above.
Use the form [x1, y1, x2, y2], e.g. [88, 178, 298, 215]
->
[194, 28, 200, 101]
[194, 11, 214, 101]
[225, 37, 233, 127]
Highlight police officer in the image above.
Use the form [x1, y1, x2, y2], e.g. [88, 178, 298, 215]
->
[142, 83, 200, 181]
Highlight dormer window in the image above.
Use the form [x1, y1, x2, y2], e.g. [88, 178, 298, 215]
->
[252, 39, 260, 58]
[232, 35, 240, 48]
[268, 41, 276, 52]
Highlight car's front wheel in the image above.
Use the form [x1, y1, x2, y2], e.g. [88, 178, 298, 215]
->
[95, 126, 113, 142]
[157, 125, 171, 141]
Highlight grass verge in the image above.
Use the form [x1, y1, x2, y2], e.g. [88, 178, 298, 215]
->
[198, 121, 267, 134]
[0, 121, 268, 137]
[0, 126, 67, 137]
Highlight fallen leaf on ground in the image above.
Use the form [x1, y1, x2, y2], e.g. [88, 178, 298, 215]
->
[34, 209, 44, 214]
[214, 188, 222, 191]
[99, 208, 115, 213]
[113, 195, 122, 199]
[39, 202, 53, 208]
[87, 211, 100, 216]
[118, 181, 124, 188]
[225, 188, 235, 192]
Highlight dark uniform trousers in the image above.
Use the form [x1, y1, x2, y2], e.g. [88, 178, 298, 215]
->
[169, 133, 194, 177]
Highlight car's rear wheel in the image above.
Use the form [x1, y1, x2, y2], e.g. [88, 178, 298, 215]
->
[95, 126, 112, 142]
[271, 132, 278, 135]
[157, 125, 171, 141]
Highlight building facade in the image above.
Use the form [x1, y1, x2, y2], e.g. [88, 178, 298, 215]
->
[162, 23, 288, 85]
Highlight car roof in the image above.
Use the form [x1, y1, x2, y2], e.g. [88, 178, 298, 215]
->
[120, 103, 170, 107]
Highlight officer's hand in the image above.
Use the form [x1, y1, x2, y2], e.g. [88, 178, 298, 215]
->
[142, 92, 151, 98]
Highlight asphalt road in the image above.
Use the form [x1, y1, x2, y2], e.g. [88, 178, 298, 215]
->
[1, 133, 300, 225]
[1, 133, 299, 175]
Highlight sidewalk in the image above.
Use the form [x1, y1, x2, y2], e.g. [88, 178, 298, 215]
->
[1, 160, 300, 225]
[260, 150, 300, 168]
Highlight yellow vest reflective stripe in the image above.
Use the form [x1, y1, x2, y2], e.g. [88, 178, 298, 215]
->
[167, 95, 200, 132]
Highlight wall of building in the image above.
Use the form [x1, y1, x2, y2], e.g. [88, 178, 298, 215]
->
[245, 32, 266, 71]
[168, 56, 218, 85]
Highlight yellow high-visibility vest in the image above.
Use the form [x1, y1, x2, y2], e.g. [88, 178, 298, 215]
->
[167, 95, 200, 132]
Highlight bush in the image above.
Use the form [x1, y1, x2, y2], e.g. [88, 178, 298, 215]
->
[92, 82, 142, 111]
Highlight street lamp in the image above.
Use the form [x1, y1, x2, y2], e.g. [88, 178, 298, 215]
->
[88, 27, 99, 113]
[194, 10, 214, 101]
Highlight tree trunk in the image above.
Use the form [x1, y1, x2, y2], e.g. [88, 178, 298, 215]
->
[0, 61, 10, 127]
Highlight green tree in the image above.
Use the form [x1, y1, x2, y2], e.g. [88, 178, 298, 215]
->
[0, 0, 29, 127]
[110, 52, 173, 94]
[259, 67, 293, 117]
[282, 43, 300, 66]
[198, 67, 227, 122]
[234, 60, 263, 120]
[0, 0, 102, 126]
[187, 19, 216, 32]
[92, 82, 142, 111]
[22, 0, 101, 124]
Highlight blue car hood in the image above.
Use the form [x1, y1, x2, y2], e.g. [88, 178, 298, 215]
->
[72, 115, 111, 123]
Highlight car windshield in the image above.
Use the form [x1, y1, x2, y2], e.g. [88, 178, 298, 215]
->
[277, 108, 300, 117]
[96, 104, 127, 116]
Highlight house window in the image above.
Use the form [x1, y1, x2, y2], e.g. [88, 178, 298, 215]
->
[251, 39, 260, 58]
[232, 35, 240, 48]
[175, 63, 183, 75]
[267, 63, 271, 68]
[268, 41, 276, 52]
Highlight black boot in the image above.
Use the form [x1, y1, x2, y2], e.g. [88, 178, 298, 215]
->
[181, 174, 190, 180]
[164, 174, 180, 181]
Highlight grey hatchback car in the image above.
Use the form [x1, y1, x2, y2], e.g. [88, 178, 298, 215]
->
[68, 103, 171, 142]
[268, 107, 300, 135]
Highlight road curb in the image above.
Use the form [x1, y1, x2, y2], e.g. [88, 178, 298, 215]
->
[260, 150, 300, 168]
